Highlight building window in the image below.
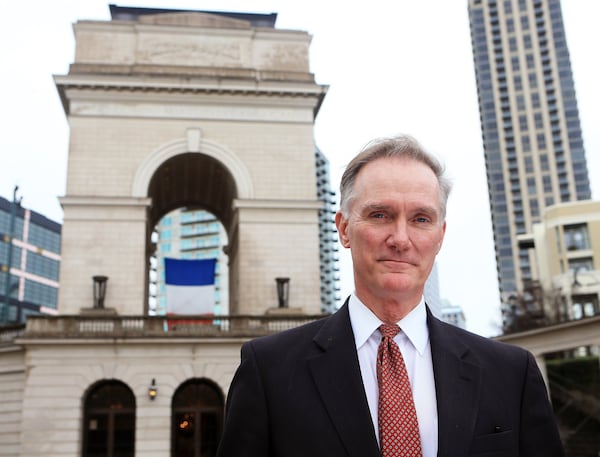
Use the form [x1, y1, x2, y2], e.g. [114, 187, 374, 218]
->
[572, 295, 599, 320]
[511, 56, 520, 71]
[82, 380, 136, 457]
[519, 114, 528, 131]
[528, 72, 537, 89]
[540, 153, 549, 171]
[527, 177, 537, 195]
[536, 132, 546, 149]
[563, 224, 591, 251]
[513, 75, 522, 91]
[542, 175, 552, 193]
[534, 112, 544, 129]
[172, 379, 224, 457]
[568, 257, 594, 274]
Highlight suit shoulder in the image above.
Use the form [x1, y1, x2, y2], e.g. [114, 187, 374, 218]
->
[431, 317, 531, 363]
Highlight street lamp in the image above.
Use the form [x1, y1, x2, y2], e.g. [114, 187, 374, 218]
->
[275, 277, 290, 308]
[92, 275, 108, 309]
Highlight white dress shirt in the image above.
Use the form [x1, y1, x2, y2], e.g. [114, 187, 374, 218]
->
[348, 294, 438, 457]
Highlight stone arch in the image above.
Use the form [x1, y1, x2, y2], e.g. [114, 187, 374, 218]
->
[131, 128, 254, 201]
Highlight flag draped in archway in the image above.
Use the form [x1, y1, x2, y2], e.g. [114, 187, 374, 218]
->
[165, 258, 217, 315]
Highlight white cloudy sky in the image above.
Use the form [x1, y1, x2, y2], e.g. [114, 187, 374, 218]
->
[1, 1, 598, 336]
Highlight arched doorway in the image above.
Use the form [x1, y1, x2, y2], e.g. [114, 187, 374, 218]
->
[82, 380, 136, 457]
[172, 378, 224, 457]
[146, 153, 236, 315]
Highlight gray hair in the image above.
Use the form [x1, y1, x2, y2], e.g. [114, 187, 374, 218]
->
[339, 134, 452, 220]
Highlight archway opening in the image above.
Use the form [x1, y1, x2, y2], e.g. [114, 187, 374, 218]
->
[146, 153, 237, 315]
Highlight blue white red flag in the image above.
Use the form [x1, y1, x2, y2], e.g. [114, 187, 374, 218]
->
[164, 258, 216, 314]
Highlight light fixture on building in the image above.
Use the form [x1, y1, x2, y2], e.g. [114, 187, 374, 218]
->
[148, 378, 158, 400]
[92, 275, 108, 309]
[275, 277, 290, 308]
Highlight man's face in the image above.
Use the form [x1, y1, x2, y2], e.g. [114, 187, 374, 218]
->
[336, 156, 446, 308]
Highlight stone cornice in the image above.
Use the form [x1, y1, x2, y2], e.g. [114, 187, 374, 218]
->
[54, 72, 328, 116]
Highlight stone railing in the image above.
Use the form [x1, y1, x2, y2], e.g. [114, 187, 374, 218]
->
[0, 323, 26, 345]
[19, 314, 328, 339]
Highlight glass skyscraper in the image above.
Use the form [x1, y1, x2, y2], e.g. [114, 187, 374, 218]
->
[468, 0, 590, 303]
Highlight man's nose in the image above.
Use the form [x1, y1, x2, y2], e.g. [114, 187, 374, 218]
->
[386, 219, 410, 249]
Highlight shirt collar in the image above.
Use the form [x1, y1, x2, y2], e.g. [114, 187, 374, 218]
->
[348, 293, 429, 356]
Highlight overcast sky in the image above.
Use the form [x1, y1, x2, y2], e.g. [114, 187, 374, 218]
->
[1, 1, 598, 336]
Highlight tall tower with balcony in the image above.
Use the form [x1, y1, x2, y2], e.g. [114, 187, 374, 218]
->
[468, 0, 591, 305]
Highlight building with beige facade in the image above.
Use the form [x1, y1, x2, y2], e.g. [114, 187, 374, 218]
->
[523, 199, 600, 322]
[0, 5, 329, 456]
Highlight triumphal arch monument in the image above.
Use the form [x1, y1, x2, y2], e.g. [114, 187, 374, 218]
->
[55, 7, 328, 317]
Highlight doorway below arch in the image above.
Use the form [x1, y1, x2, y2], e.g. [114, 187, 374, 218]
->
[172, 378, 224, 457]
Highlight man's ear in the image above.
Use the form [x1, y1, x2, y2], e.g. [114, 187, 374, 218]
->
[335, 211, 350, 248]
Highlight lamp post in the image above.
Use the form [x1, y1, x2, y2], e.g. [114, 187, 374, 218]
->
[275, 277, 290, 308]
[92, 275, 108, 309]
[1, 186, 20, 324]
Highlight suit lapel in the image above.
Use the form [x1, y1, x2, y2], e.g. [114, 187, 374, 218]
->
[428, 311, 481, 457]
[308, 303, 380, 457]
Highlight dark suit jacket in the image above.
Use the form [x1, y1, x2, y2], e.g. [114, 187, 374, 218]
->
[216, 302, 565, 457]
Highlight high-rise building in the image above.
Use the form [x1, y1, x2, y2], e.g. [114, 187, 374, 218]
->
[0, 192, 61, 323]
[468, 0, 591, 303]
[315, 148, 341, 313]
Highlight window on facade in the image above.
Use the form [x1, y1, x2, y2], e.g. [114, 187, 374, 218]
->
[527, 177, 537, 195]
[531, 92, 540, 108]
[82, 381, 136, 457]
[511, 56, 520, 71]
[513, 75, 522, 91]
[539, 153, 549, 171]
[506, 18, 514, 32]
[571, 294, 599, 319]
[542, 175, 552, 193]
[529, 198, 539, 217]
[524, 156, 534, 173]
[519, 115, 528, 131]
[563, 224, 591, 251]
[534, 112, 544, 129]
[172, 379, 224, 457]
[528, 72, 538, 89]
[536, 132, 546, 149]
[568, 258, 594, 276]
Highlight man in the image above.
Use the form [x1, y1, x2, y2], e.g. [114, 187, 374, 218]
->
[216, 135, 565, 457]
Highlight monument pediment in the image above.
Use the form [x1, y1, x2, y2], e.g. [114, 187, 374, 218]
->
[138, 12, 251, 29]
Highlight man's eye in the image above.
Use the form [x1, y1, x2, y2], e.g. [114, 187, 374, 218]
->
[371, 213, 386, 219]
[415, 216, 431, 223]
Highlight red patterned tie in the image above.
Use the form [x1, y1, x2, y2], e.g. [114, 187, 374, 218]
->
[377, 324, 422, 457]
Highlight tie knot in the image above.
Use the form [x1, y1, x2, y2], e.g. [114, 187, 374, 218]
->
[380, 324, 400, 339]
